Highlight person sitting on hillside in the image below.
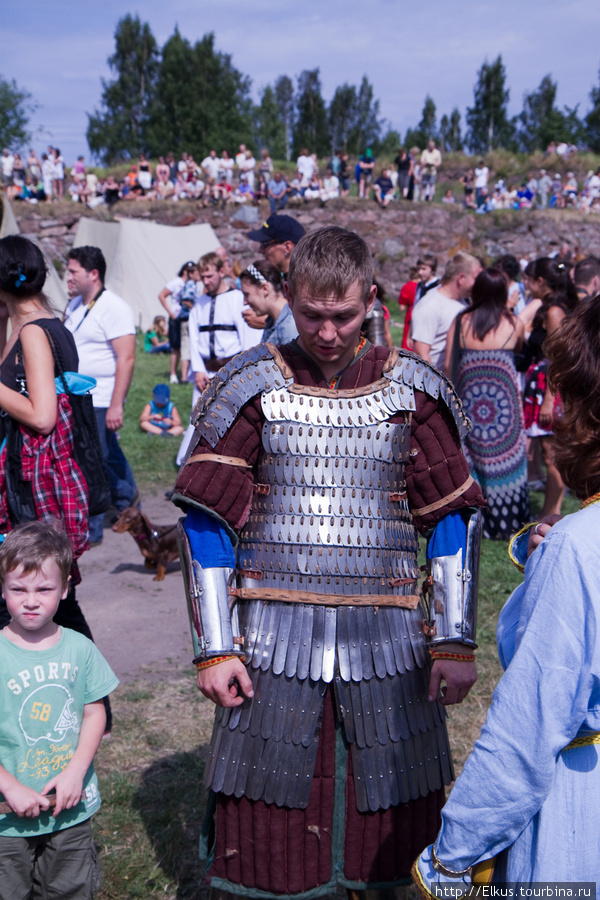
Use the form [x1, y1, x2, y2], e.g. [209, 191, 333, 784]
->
[144, 315, 170, 354]
[372, 167, 395, 207]
[319, 167, 340, 204]
[140, 384, 183, 436]
[267, 171, 289, 212]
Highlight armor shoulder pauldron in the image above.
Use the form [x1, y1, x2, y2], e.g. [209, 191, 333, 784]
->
[192, 343, 293, 448]
[385, 349, 470, 440]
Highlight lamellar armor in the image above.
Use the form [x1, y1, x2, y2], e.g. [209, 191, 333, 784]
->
[177, 344, 480, 813]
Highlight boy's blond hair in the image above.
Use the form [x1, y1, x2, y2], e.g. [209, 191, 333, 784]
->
[0, 521, 72, 588]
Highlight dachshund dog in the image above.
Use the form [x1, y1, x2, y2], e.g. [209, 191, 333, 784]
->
[111, 507, 179, 581]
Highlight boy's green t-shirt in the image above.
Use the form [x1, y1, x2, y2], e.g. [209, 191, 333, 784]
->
[0, 627, 119, 837]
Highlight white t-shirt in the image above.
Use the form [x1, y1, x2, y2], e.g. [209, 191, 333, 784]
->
[296, 154, 316, 184]
[64, 288, 136, 408]
[201, 156, 220, 181]
[410, 287, 467, 369]
[474, 166, 489, 189]
[1, 154, 14, 177]
[188, 288, 259, 375]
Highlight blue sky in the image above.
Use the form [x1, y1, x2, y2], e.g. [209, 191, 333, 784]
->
[4, 0, 600, 164]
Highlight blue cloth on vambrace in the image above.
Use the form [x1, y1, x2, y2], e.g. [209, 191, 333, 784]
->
[184, 508, 235, 568]
[426, 510, 468, 565]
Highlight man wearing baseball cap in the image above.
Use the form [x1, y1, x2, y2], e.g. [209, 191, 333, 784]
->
[246, 213, 305, 276]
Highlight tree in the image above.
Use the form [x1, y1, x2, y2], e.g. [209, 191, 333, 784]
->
[404, 96, 438, 151]
[87, 14, 159, 164]
[293, 69, 329, 158]
[465, 56, 517, 153]
[147, 31, 253, 159]
[328, 83, 357, 153]
[0, 75, 37, 149]
[274, 76, 294, 161]
[349, 76, 382, 155]
[518, 75, 582, 151]
[254, 85, 286, 159]
[418, 95, 438, 144]
[585, 69, 600, 152]
[439, 108, 462, 152]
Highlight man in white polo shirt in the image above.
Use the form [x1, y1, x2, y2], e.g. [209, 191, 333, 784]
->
[65, 245, 138, 545]
[411, 252, 481, 369]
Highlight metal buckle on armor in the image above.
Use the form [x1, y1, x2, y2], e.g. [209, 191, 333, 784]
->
[253, 483, 270, 495]
[389, 491, 407, 501]
[422, 619, 437, 637]
[238, 569, 263, 580]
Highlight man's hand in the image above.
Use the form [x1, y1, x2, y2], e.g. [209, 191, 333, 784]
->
[42, 767, 85, 817]
[196, 657, 254, 708]
[195, 372, 210, 392]
[105, 402, 124, 431]
[3, 779, 51, 818]
[428, 656, 477, 706]
[527, 514, 562, 556]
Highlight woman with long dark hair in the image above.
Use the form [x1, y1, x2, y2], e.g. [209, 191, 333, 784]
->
[0, 235, 111, 729]
[444, 267, 528, 538]
[521, 257, 578, 518]
[413, 295, 600, 890]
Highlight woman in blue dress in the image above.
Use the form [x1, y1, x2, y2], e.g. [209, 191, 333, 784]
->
[415, 294, 600, 892]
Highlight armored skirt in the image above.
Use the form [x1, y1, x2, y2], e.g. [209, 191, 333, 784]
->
[174, 341, 484, 896]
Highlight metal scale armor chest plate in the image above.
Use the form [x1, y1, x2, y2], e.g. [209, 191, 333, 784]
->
[236, 383, 420, 605]
[191, 345, 469, 812]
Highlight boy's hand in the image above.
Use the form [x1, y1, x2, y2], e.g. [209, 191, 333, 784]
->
[42, 768, 85, 817]
[3, 779, 51, 818]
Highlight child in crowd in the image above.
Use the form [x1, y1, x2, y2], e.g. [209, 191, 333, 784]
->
[0, 521, 118, 899]
[140, 383, 183, 436]
[144, 315, 170, 353]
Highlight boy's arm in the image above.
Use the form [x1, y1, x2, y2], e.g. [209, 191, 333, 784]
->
[171, 405, 182, 427]
[42, 699, 106, 817]
[0, 765, 51, 818]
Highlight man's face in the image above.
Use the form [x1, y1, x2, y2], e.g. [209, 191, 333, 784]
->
[201, 264, 222, 296]
[457, 266, 481, 298]
[66, 259, 96, 299]
[417, 264, 433, 282]
[286, 280, 375, 378]
[261, 240, 290, 272]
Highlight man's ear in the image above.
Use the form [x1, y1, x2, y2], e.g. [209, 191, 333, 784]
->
[284, 281, 293, 307]
[283, 241, 294, 259]
[365, 284, 377, 315]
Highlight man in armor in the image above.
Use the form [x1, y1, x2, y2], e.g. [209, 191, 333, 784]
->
[172, 226, 484, 897]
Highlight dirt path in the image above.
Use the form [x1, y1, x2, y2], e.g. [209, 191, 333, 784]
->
[76, 492, 191, 682]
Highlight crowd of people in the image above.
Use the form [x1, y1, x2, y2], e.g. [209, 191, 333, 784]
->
[4, 142, 600, 217]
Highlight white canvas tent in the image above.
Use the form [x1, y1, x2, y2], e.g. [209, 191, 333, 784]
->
[73, 217, 220, 329]
[0, 197, 69, 311]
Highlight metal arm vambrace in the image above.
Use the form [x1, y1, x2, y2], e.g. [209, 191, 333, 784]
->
[423, 508, 483, 649]
[176, 519, 244, 663]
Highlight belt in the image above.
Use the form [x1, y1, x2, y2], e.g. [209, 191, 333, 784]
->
[203, 355, 235, 373]
[563, 731, 600, 750]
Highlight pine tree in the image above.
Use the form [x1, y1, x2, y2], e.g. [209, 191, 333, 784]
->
[255, 85, 286, 159]
[350, 76, 382, 155]
[328, 84, 357, 153]
[293, 69, 329, 158]
[586, 69, 600, 153]
[87, 15, 159, 163]
[465, 56, 516, 153]
[147, 31, 252, 159]
[274, 76, 294, 161]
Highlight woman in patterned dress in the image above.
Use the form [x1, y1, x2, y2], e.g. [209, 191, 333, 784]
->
[444, 267, 529, 539]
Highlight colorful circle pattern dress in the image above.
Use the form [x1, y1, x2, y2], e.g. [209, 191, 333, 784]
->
[457, 347, 529, 539]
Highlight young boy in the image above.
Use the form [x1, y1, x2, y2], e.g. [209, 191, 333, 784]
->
[0, 521, 118, 899]
[140, 383, 184, 436]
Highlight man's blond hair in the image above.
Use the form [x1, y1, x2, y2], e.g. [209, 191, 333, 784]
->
[441, 252, 480, 285]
